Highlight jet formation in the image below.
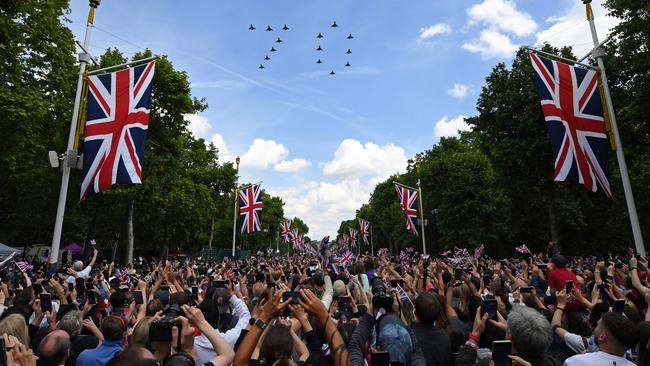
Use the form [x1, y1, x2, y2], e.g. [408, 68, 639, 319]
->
[248, 21, 354, 74]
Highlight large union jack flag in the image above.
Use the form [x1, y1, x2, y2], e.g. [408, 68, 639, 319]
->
[280, 219, 292, 243]
[81, 61, 156, 201]
[358, 219, 370, 245]
[239, 183, 263, 233]
[529, 52, 612, 198]
[394, 183, 419, 235]
[348, 228, 357, 245]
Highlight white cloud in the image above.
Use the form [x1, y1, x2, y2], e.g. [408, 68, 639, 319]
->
[447, 83, 469, 100]
[274, 159, 312, 173]
[210, 133, 233, 162]
[419, 23, 452, 40]
[240, 139, 289, 169]
[191, 79, 250, 90]
[462, 29, 519, 59]
[467, 0, 537, 37]
[185, 113, 211, 139]
[536, 1, 620, 57]
[322, 139, 409, 180]
[434, 115, 471, 138]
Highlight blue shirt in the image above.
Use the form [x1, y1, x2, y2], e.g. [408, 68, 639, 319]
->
[76, 340, 123, 366]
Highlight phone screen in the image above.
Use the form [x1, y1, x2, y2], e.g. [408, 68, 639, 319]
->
[481, 299, 498, 319]
[68, 282, 75, 292]
[371, 351, 390, 366]
[613, 299, 625, 314]
[40, 293, 52, 313]
[86, 290, 97, 305]
[33, 283, 43, 295]
[283, 291, 301, 304]
[492, 340, 512, 366]
[520, 287, 533, 294]
[75, 277, 85, 293]
[213, 280, 228, 289]
[390, 279, 405, 288]
[565, 280, 573, 293]
[133, 291, 144, 305]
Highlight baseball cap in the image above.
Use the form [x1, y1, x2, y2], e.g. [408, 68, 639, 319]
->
[333, 280, 347, 298]
[378, 315, 413, 364]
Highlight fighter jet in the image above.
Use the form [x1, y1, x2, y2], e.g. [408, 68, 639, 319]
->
[317, 32, 324, 38]
[282, 24, 289, 30]
[316, 59, 323, 64]
[346, 49, 352, 54]
[330, 70, 336, 75]
[249, 24, 256, 30]
[331, 21, 338, 28]
[259, 64, 265, 69]
[347, 33, 354, 39]
[276, 37, 283, 43]
[316, 45, 323, 51]
[270, 46, 277, 52]
[345, 62, 351, 67]
[264, 55, 271, 60]
[266, 25, 273, 31]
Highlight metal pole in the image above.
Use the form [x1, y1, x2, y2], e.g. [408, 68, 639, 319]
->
[370, 225, 374, 256]
[231, 157, 240, 258]
[585, 2, 645, 256]
[49, 2, 98, 265]
[417, 179, 427, 255]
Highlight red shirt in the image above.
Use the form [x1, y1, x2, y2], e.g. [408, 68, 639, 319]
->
[547, 268, 579, 291]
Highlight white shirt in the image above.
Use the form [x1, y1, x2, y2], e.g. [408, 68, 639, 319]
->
[564, 351, 635, 366]
[194, 295, 251, 365]
[66, 265, 92, 283]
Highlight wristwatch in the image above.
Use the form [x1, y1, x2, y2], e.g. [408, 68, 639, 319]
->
[249, 317, 256, 326]
[254, 318, 267, 330]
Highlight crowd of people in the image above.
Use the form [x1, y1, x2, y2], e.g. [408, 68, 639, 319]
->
[0, 246, 649, 366]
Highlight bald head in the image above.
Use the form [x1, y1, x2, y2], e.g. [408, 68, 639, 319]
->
[38, 330, 71, 366]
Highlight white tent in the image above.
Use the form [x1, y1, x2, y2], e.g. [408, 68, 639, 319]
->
[0, 243, 20, 257]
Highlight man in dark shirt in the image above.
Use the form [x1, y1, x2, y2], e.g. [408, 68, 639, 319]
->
[412, 292, 452, 366]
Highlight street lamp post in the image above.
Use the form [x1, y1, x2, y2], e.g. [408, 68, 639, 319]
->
[231, 156, 240, 258]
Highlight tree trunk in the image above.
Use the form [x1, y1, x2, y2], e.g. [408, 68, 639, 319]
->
[547, 183, 561, 255]
[125, 199, 135, 264]
[208, 215, 215, 249]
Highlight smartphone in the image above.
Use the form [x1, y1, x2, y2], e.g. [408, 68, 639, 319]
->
[520, 287, 533, 294]
[86, 290, 97, 305]
[212, 280, 228, 289]
[371, 351, 390, 366]
[40, 293, 52, 313]
[85, 281, 94, 291]
[191, 286, 199, 295]
[283, 291, 301, 304]
[538, 264, 548, 270]
[75, 277, 85, 293]
[390, 279, 405, 288]
[33, 283, 43, 295]
[67, 282, 75, 292]
[160, 285, 170, 292]
[0, 336, 6, 366]
[492, 340, 512, 366]
[613, 299, 625, 314]
[481, 299, 498, 319]
[483, 274, 491, 286]
[565, 280, 573, 293]
[133, 290, 144, 305]
[337, 295, 352, 305]
[454, 268, 462, 279]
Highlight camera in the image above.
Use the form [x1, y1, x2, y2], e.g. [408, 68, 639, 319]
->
[370, 277, 393, 313]
[149, 304, 183, 342]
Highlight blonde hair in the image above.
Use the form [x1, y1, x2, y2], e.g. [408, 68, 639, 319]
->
[131, 316, 154, 347]
[0, 314, 29, 346]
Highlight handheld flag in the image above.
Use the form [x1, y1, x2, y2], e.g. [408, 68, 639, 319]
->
[358, 219, 370, 245]
[529, 52, 612, 198]
[349, 228, 358, 249]
[15, 261, 33, 273]
[394, 183, 419, 235]
[473, 244, 485, 260]
[81, 61, 156, 201]
[515, 244, 531, 254]
[239, 183, 263, 233]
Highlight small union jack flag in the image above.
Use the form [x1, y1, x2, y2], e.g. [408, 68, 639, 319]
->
[239, 183, 263, 233]
[394, 183, 419, 235]
[81, 61, 156, 201]
[280, 220, 292, 243]
[473, 244, 485, 260]
[348, 228, 358, 249]
[338, 251, 354, 267]
[530, 52, 612, 197]
[358, 219, 370, 245]
[515, 244, 531, 254]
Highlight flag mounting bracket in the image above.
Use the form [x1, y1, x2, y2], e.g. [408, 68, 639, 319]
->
[525, 47, 596, 70]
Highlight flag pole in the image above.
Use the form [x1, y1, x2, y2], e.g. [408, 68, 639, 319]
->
[231, 156, 240, 258]
[584, 1, 645, 256]
[49, 0, 99, 266]
[417, 179, 427, 255]
[370, 225, 374, 257]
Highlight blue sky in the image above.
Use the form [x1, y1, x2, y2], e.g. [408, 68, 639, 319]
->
[67, 0, 618, 240]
